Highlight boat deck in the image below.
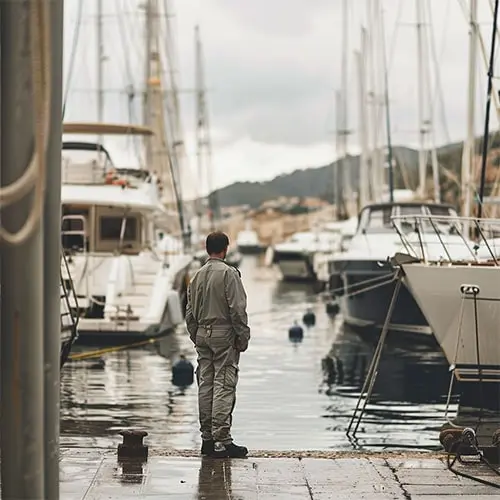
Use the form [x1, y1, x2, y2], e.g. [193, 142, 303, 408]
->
[60, 449, 500, 499]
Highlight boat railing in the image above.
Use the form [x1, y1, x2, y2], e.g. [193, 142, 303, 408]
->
[61, 157, 107, 185]
[390, 214, 500, 265]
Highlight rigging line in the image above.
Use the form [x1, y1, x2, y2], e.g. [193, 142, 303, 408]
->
[116, 0, 142, 163]
[158, 10, 185, 202]
[387, 0, 404, 73]
[425, 0, 451, 144]
[477, 0, 500, 219]
[116, 3, 135, 86]
[62, 0, 84, 118]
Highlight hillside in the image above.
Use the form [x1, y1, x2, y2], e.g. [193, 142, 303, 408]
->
[210, 146, 420, 208]
[208, 131, 500, 210]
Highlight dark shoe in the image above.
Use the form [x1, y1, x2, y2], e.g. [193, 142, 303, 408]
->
[210, 441, 248, 458]
[201, 439, 214, 455]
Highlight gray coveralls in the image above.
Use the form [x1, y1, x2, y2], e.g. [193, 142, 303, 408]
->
[185, 258, 251, 444]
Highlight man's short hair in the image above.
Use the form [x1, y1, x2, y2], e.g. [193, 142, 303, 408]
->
[206, 231, 229, 255]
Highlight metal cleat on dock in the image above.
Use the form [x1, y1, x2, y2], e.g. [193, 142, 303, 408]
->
[118, 430, 149, 460]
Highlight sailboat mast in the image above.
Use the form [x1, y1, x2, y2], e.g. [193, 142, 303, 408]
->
[416, 0, 427, 199]
[339, 0, 351, 217]
[195, 26, 216, 231]
[462, 0, 478, 235]
[96, 0, 104, 143]
[334, 90, 342, 216]
[477, 0, 500, 219]
[380, 7, 394, 202]
[356, 29, 369, 208]
[143, 0, 153, 168]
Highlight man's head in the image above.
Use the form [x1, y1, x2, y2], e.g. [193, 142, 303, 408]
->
[206, 231, 229, 259]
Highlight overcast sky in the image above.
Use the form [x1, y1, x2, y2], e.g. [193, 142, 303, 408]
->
[62, 0, 499, 196]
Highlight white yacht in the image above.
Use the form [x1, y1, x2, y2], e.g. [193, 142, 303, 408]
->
[393, 213, 500, 381]
[59, 125, 192, 345]
[329, 202, 472, 341]
[267, 228, 344, 282]
[313, 217, 358, 288]
[236, 221, 264, 255]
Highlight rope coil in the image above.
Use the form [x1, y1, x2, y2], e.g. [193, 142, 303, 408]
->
[0, 0, 52, 246]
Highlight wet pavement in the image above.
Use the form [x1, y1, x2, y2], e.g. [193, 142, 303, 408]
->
[61, 255, 461, 453]
[60, 450, 500, 499]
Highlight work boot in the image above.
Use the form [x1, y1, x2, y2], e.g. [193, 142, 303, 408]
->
[211, 441, 248, 458]
[201, 439, 214, 455]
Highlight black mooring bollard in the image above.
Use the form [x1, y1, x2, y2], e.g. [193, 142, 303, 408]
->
[326, 301, 339, 316]
[117, 430, 149, 460]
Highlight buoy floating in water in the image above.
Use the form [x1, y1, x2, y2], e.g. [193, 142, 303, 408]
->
[302, 309, 316, 327]
[288, 321, 304, 342]
[172, 355, 194, 387]
[326, 301, 339, 316]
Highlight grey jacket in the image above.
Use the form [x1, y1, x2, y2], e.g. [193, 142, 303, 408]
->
[185, 258, 250, 348]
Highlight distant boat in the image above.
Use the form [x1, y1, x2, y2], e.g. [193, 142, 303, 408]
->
[268, 228, 344, 282]
[236, 221, 265, 255]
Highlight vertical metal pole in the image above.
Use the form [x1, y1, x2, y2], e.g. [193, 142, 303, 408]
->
[0, 1, 45, 497]
[143, 0, 153, 169]
[461, 0, 477, 237]
[96, 0, 104, 137]
[334, 90, 342, 216]
[380, 7, 394, 202]
[416, 0, 427, 198]
[355, 34, 369, 208]
[44, 0, 64, 497]
[477, 0, 499, 219]
[195, 25, 204, 233]
[339, 0, 351, 216]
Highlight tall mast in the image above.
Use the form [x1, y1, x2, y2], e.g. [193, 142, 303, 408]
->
[416, 0, 427, 198]
[461, 0, 478, 235]
[366, 0, 381, 202]
[380, 7, 394, 202]
[195, 26, 216, 231]
[356, 29, 369, 208]
[334, 90, 342, 215]
[421, 1, 440, 202]
[96, 0, 104, 143]
[477, 0, 500, 219]
[338, 0, 351, 217]
[143, 0, 153, 168]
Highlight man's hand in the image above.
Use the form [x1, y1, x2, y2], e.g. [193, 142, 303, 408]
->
[235, 335, 249, 352]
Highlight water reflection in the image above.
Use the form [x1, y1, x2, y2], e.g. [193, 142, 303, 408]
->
[321, 326, 461, 450]
[197, 459, 233, 499]
[323, 327, 456, 404]
[60, 255, 493, 452]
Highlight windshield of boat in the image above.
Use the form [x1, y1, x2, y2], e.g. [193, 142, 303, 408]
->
[358, 204, 458, 235]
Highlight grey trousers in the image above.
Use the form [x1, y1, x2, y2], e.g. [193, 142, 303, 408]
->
[195, 327, 240, 444]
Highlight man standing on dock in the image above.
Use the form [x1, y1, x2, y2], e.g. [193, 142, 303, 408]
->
[186, 231, 251, 458]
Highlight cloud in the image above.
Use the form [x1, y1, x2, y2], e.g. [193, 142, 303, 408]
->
[62, 0, 499, 196]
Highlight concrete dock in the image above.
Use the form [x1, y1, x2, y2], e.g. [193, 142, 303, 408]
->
[60, 449, 500, 499]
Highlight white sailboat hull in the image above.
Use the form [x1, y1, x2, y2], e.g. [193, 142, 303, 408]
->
[402, 263, 500, 381]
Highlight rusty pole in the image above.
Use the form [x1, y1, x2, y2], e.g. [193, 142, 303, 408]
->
[0, 0, 45, 497]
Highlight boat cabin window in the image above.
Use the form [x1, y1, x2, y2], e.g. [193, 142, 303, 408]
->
[359, 206, 393, 233]
[94, 207, 143, 254]
[358, 204, 458, 235]
[99, 216, 138, 241]
[61, 206, 89, 252]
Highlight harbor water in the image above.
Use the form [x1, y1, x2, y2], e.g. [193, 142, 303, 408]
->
[61, 255, 458, 452]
